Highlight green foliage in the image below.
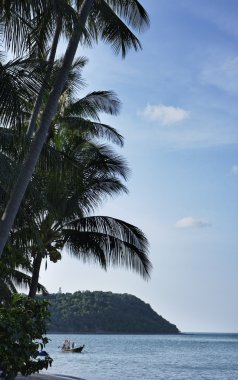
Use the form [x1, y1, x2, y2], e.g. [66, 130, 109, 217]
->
[43, 291, 179, 334]
[0, 245, 48, 303]
[0, 294, 52, 378]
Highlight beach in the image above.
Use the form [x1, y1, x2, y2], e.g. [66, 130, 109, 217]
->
[17, 374, 85, 380]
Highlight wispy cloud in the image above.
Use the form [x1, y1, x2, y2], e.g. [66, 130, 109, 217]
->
[175, 217, 211, 229]
[183, 1, 238, 41]
[232, 165, 238, 175]
[202, 57, 238, 94]
[132, 119, 238, 150]
[142, 104, 189, 125]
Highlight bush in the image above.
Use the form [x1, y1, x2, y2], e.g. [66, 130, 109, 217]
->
[0, 294, 52, 379]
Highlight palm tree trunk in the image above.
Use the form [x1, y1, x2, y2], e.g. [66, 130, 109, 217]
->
[26, 16, 62, 139]
[0, 0, 95, 257]
[28, 253, 43, 298]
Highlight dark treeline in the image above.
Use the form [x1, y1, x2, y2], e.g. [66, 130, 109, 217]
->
[41, 291, 180, 334]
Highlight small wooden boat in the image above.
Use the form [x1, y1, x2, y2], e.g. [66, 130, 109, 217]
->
[61, 345, 85, 353]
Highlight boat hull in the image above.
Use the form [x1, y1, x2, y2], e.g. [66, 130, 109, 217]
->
[61, 345, 84, 353]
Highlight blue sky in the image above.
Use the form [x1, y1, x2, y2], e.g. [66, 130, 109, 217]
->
[40, 0, 238, 333]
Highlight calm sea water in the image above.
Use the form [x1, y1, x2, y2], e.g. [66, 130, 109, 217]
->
[42, 333, 238, 380]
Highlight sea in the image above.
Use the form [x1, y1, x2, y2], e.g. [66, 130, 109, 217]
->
[41, 333, 238, 380]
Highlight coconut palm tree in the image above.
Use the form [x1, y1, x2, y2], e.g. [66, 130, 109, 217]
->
[28, 59, 150, 295]
[0, 57, 151, 298]
[0, 243, 48, 304]
[28, 212, 150, 298]
[0, 0, 150, 257]
[0, 60, 125, 218]
[27, 133, 150, 298]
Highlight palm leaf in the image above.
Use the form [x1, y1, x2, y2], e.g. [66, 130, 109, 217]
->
[90, 1, 142, 57]
[63, 216, 151, 279]
[51, 56, 88, 105]
[0, 58, 45, 127]
[10, 269, 49, 295]
[81, 143, 130, 180]
[59, 117, 124, 146]
[105, 0, 150, 31]
[0, 0, 48, 55]
[66, 91, 121, 120]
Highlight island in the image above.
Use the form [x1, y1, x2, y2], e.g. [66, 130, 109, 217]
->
[42, 291, 180, 334]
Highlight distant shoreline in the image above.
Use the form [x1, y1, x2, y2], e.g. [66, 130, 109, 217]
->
[47, 331, 181, 335]
[17, 373, 85, 380]
[47, 331, 238, 335]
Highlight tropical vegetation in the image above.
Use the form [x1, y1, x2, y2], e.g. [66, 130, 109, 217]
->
[0, 58, 151, 299]
[0, 1, 151, 378]
[0, 0, 150, 256]
[42, 291, 180, 334]
[0, 294, 52, 379]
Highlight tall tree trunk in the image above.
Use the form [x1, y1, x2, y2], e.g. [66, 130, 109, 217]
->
[28, 253, 43, 298]
[26, 16, 62, 139]
[0, 0, 95, 257]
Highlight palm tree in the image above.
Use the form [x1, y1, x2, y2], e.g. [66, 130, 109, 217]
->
[28, 213, 150, 298]
[0, 0, 150, 257]
[0, 57, 151, 298]
[0, 243, 48, 304]
[27, 59, 150, 295]
[27, 132, 150, 297]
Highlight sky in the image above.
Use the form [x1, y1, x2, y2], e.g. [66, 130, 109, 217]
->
[40, 0, 238, 333]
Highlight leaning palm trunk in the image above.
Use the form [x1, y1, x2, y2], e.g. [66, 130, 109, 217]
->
[26, 16, 62, 139]
[0, 0, 95, 257]
[28, 253, 43, 298]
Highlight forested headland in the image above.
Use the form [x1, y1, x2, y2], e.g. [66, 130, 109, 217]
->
[42, 291, 180, 334]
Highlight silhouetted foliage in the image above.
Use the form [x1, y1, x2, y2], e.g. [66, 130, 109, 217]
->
[0, 294, 52, 379]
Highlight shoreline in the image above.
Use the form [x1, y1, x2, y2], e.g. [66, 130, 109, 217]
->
[47, 331, 180, 335]
[17, 373, 86, 380]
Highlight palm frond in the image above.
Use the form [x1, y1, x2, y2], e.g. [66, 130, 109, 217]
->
[28, 0, 82, 57]
[90, 1, 142, 57]
[52, 56, 88, 104]
[0, 57, 45, 127]
[67, 91, 121, 120]
[10, 269, 48, 295]
[28, 10, 56, 58]
[82, 143, 130, 180]
[63, 215, 151, 279]
[105, 0, 150, 32]
[0, 0, 48, 55]
[59, 117, 124, 146]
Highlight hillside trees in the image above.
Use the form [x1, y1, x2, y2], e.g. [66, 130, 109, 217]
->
[44, 291, 180, 334]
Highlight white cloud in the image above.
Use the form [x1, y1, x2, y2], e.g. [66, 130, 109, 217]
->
[175, 217, 211, 229]
[142, 104, 189, 125]
[232, 165, 238, 175]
